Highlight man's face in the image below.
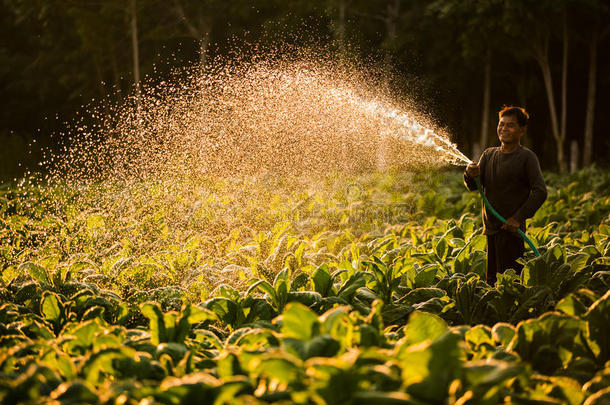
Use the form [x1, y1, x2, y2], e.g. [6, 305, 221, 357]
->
[497, 114, 525, 145]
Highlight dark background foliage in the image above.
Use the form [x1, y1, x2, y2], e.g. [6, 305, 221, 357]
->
[1, 0, 609, 181]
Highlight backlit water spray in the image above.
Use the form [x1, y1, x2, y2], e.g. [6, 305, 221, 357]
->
[42, 54, 471, 184]
[29, 51, 482, 291]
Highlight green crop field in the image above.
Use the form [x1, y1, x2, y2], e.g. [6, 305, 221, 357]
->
[1, 168, 609, 404]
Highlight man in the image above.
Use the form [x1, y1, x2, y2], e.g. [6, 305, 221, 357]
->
[464, 106, 547, 285]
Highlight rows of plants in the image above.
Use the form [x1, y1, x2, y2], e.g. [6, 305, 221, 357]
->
[0, 167, 609, 403]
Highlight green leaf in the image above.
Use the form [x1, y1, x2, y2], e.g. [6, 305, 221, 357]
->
[435, 238, 448, 261]
[247, 279, 279, 309]
[398, 332, 464, 403]
[253, 354, 303, 385]
[68, 320, 99, 351]
[313, 265, 333, 297]
[491, 323, 515, 348]
[508, 312, 586, 374]
[279, 302, 320, 341]
[337, 271, 367, 301]
[286, 291, 322, 307]
[81, 348, 127, 384]
[398, 287, 446, 305]
[203, 297, 245, 329]
[49, 381, 98, 403]
[141, 302, 167, 345]
[462, 360, 524, 403]
[352, 391, 418, 404]
[402, 311, 448, 347]
[465, 325, 494, 348]
[584, 290, 610, 363]
[86, 214, 105, 233]
[21, 262, 51, 285]
[556, 294, 587, 317]
[414, 265, 438, 288]
[40, 291, 63, 326]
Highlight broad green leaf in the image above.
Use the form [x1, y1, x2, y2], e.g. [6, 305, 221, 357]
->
[141, 302, 167, 345]
[508, 312, 586, 374]
[313, 265, 333, 297]
[227, 327, 279, 350]
[402, 311, 448, 347]
[414, 265, 438, 288]
[253, 355, 304, 385]
[320, 306, 353, 348]
[49, 381, 98, 403]
[337, 271, 367, 301]
[156, 342, 187, 362]
[465, 325, 493, 348]
[284, 334, 340, 360]
[41, 291, 63, 326]
[584, 290, 610, 362]
[352, 391, 416, 404]
[68, 320, 99, 351]
[399, 332, 464, 403]
[556, 294, 587, 317]
[462, 360, 524, 403]
[21, 262, 51, 285]
[544, 376, 586, 405]
[86, 214, 105, 233]
[279, 302, 320, 341]
[247, 279, 279, 309]
[203, 297, 245, 329]
[491, 323, 515, 347]
[81, 348, 127, 384]
[286, 291, 322, 307]
[435, 238, 448, 261]
[185, 304, 216, 324]
[398, 287, 445, 305]
[2, 265, 19, 284]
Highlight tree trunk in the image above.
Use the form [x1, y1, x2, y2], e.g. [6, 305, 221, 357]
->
[383, 0, 400, 68]
[130, 0, 140, 86]
[199, 30, 210, 66]
[478, 48, 491, 160]
[560, 11, 569, 170]
[570, 140, 578, 173]
[583, 26, 598, 167]
[533, 30, 567, 173]
[130, 0, 140, 110]
[172, 0, 212, 66]
[336, 0, 346, 56]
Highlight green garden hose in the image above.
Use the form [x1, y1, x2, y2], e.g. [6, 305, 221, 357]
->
[474, 177, 541, 257]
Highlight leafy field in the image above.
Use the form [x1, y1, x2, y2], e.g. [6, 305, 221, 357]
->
[1, 168, 609, 404]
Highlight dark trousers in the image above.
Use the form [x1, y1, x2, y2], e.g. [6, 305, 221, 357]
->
[486, 231, 525, 285]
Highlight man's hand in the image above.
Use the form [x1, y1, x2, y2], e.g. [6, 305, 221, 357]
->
[502, 217, 520, 233]
[465, 163, 480, 177]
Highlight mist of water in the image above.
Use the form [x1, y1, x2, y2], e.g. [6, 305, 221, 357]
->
[41, 52, 471, 185]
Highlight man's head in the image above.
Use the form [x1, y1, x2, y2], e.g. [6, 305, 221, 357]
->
[497, 106, 528, 146]
[498, 106, 529, 127]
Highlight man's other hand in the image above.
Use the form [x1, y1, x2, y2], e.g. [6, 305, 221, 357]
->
[502, 217, 520, 233]
[465, 163, 480, 177]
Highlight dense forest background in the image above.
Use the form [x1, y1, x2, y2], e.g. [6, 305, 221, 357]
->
[1, 0, 609, 181]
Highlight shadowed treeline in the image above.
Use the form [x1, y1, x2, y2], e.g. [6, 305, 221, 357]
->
[1, 0, 609, 181]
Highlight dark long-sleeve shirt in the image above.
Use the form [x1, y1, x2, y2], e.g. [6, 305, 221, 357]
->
[464, 146, 547, 235]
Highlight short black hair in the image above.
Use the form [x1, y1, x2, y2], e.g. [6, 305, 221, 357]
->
[498, 106, 529, 127]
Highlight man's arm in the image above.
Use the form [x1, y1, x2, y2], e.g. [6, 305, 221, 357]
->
[463, 151, 486, 191]
[464, 165, 478, 191]
[513, 152, 548, 223]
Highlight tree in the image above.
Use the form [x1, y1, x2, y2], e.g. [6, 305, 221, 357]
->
[505, 0, 572, 173]
[579, 0, 610, 167]
[428, 0, 506, 161]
